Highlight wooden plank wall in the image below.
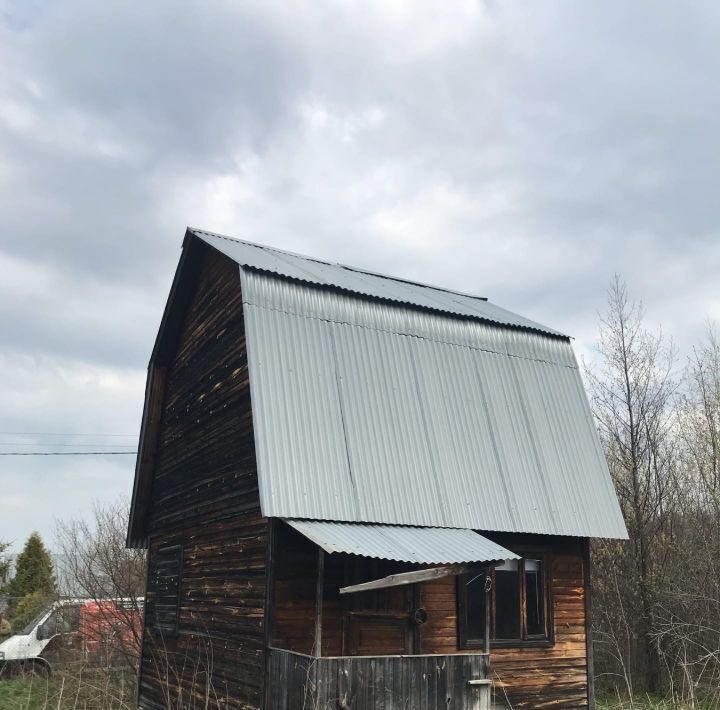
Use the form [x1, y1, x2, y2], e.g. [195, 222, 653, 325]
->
[492, 552, 588, 709]
[267, 648, 491, 710]
[272, 525, 316, 655]
[139, 247, 267, 710]
[420, 538, 589, 709]
[272, 523, 345, 656]
[272, 526, 589, 708]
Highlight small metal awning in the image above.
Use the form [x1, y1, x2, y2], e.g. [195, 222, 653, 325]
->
[283, 519, 519, 565]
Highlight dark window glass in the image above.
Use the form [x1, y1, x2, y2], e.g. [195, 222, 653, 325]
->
[458, 553, 550, 648]
[494, 560, 520, 640]
[462, 572, 486, 643]
[61, 604, 81, 633]
[525, 558, 545, 636]
[37, 612, 58, 641]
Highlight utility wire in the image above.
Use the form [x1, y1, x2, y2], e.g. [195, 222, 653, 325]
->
[0, 431, 136, 437]
[0, 451, 138, 456]
[0, 441, 136, 449]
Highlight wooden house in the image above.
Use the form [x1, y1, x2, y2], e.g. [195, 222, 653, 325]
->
[127, 228, 627, 709]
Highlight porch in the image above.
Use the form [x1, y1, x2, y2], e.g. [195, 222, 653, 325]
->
[266, 647, 492, 710]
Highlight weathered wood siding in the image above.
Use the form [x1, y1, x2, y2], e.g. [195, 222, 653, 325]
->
[420, 536, 589, 709]
[272, 526, 413, 657]
[267, 648, 491, 710]
[139, 247, 267, 710]
[272, 526, 589, 709]
[272, 523, 347, 656]
[491, 550, 588, 709]
[272, 524, 316, 655]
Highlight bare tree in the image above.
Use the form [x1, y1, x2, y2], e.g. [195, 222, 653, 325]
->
[586, 276, 677, 693]
[677, 326, 720, 511]
[55, 498, 146, 669]
[653, 325, 720, 703]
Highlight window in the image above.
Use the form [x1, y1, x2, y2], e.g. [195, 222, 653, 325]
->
[458, 570, 487, 647]
[37, 604, 81, 640]
[150, 544, 183, 636]
[524, 558, 546, 637]
[458, 553, 551, 648]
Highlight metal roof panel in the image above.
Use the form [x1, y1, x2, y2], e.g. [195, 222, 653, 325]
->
[241, 270, 628, 539]
[191, 228, 564, 336]
[284, 520, 520, 564]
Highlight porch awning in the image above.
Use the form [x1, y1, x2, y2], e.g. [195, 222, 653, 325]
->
[283, 519, 519, 565]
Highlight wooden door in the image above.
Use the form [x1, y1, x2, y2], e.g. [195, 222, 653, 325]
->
[343, 558, 415, 655]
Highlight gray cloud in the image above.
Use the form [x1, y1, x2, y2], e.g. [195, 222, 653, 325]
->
[1, 0, 719, 549]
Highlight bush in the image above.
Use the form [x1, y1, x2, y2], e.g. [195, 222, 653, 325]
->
[9, 590, 48, 632]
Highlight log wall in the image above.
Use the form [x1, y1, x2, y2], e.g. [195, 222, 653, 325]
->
[273, 527, 590, 709]
[420, 536, 589, 709]
[491, 552, 588, 709]
[138, 246, 267, 710]
[134, 240, 590, 709]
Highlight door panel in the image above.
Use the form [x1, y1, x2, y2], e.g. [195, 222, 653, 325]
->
[347, 616, 410, 655]
[342, 557, 415, 655]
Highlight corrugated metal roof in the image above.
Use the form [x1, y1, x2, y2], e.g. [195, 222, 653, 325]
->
[241, 269, 628, 540]
[285, 520, 520, 564]
[190, 228, 564, 337]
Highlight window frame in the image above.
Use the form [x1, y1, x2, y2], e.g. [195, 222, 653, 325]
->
[150, 543, 183, 638]
[457, 549, 553, 649]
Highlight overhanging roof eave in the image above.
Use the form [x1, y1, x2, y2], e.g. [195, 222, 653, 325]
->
[283, 519, 520, 565]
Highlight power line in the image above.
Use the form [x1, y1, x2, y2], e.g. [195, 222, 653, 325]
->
[0, 431, 137, 437]
[0, 442, 137, 447]
[0, 451, 138, 456]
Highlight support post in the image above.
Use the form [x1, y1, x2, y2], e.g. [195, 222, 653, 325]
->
[484, 571, 491, 654]
[314, 548, 325, 657]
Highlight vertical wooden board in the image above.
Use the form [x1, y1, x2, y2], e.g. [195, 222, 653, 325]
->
[379, 657, 390, 709]
[418, 656, 430, 710]
[439, 655, 451, 709]
[347, 656, 360, 710]
[455, 654, 468, 710]
[272, 650, 287, 710]
[331, 654, 343, 709]
[401, 656, 412, 710]
[405, 658, 415, 710]
[428, 655, 440, 710]
[337, 656, 350, 710]
[411, 656, 422, 710]
[361, 658, 373, 710]
[396, 657, 406, 710]
[372, 658, 385, 710]
[365, 658, 378, 710]
[398, 656, 409, 710]
[308, 655, 321, 709]
[387, 657, 399, 709]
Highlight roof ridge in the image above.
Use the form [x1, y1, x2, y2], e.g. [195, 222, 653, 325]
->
[188, 227, 489, 303]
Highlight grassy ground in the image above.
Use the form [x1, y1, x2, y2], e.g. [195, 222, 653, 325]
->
[0, 670, 136, 710]
[597, 694, 720, 709]
[2, 677, 715, 710]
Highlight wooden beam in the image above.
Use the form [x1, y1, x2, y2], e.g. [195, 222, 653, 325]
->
[314, 548, 325, 656]
[339, 564, 486, 595]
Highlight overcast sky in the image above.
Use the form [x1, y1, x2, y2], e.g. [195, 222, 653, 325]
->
[1, 1, 719, 552]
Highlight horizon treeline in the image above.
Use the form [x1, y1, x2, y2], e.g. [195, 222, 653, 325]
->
[588, 276, 720, 703]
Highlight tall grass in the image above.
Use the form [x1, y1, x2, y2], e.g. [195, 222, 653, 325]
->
[597, 693, 720, 710]
[0, 669, 136, 710]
